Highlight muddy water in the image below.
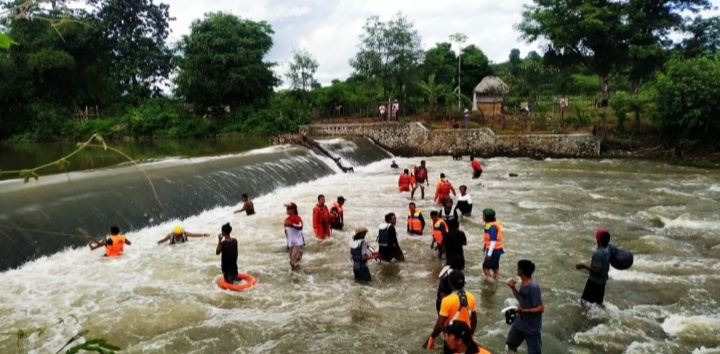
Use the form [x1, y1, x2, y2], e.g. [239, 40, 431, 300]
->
[1, 154, 719, 353]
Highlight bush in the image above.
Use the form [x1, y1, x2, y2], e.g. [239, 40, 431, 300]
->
[650, 56, 720, 136]
[122, 99, 216, 138]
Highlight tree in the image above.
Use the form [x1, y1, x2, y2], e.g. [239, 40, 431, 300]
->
[518, 0, 711, 102]
[420, 42, 456, 89]
[651, 55, 720, 136]
[90, 0, 174, 103]
[417, 73, 451, 117]
[349, 12, 422, 101]
[286, 48, 318, 92]
[460, 45, 493, 99]
[174, 12, 278, 114]
[678, 16, 720, 58]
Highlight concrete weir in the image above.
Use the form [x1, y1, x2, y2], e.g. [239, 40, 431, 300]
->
[299, 122, 601, 158]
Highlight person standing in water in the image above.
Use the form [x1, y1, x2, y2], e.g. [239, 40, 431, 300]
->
[430, 211, 449, 259]
[434, 173, 456, 205]
[284, 202, 305, 272]
[438, 197, 459, 223]
[482, 208, 504, 280]
[412, 161, 429, 200]
[470, 156, 483, 179]
[575, 229, 611, 310]
[330, 196, 346, 231]
[424, 270, 477, 352]
[455, 185, 473, 217]
[391, 160, 399, 169]
[312, 194, 332, 239]
[445, 321, 491, 354]
[378, 213, 405, 262]
[443, 219, 467, 271]
[216, 223, 238, 284]
[157, 225, 209, 244]
[398, 169, 413, 192]
[233, 194, 255, 215]
[407, 202, 425, 235]
[88, 226, 131, 256]
[349, 227, 378, 282]
[506, 260, 544, 354]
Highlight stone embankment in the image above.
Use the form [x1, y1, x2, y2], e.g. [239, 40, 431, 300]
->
[297, 122, 600, 158]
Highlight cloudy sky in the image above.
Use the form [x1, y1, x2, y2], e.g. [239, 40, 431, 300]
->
[162, 0, 720, 87]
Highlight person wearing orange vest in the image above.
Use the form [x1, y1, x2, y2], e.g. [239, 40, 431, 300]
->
[88, 226, 131, 257]
[430, 211, 448, 259]
[398, 169, 413, 192]
[470, 155, 483, 179]
[434, 173, 456, 204]
[407, 202, 425, 235]
[482, 208, 504, 280]
[312, 194, 332, 239]
[423, 270, 477, 352]
[444, 321, 492, 354]
[330, 196, 346, 231]
[412, 161, 430, 199]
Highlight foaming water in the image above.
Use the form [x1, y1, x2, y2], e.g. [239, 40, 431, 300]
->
[1, 154, 720, 353]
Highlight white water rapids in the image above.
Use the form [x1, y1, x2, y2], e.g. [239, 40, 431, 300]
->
[1, 142, 720, 353]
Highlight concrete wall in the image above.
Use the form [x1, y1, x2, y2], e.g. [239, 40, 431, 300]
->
[299, 122, 600, 158]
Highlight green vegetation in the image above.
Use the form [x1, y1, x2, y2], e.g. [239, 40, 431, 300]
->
[0, 316, 121, 353]
[1, 0, 719, 144]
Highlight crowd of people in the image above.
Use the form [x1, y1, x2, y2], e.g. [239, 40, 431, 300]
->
[86, 155, 616, 354]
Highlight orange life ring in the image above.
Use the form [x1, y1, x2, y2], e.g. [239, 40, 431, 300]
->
[217, 273, 257, 291]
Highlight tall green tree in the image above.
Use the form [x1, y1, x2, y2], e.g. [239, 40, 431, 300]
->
[678, 16, 720, 58]
[460, 45, 493, 98]
[174, 12, 278, 114]
[349, 12, 422, 101]
[417, 73, 451, 116]
[90, 0, 174, 102]
[286, 48, 319, 92]
[420, 42, 456, 89]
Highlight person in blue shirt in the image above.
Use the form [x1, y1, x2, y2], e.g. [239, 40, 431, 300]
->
[506, 259, 544, 354]
[390, 160, 399, 169]
[575, 229, 611, 310]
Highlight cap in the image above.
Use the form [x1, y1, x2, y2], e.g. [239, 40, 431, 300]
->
[173, 225, 183, 235]
[596, 228, 609, 243]
[445, 321, 472, 339]
[483, 208, 496, 218]
[448, 270, 465, 288]
[355, 226, 368, 234]
[284, 202, 297, 208]
[337, 196, 346, 202]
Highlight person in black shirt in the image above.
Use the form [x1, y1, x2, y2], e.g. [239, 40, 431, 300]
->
[443, 219, 467, 270]
[378, 213, 405, 262]
[215, 223, 238, 283]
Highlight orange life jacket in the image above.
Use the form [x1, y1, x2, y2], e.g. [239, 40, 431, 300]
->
[436, 180, 454, 201]
[331, 202, 344, 223]
[432, 219, 448, 244]
[398, 174, 412, 191]
[105, 234, 126, 257]
[407, 209, 423, 232]
[483, 221, 504, 250]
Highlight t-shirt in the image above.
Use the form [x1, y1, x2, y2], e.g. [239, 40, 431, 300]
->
[439, 290, 477, 327]
[220, 238, 238, 274]
[285, 215, 304, 247]
[513, 280, 543, 335]
[589, 246, 610, 284]
[443, 230, 467, 266]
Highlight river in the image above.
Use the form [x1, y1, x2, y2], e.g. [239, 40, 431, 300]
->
[1, 139, 719, 353]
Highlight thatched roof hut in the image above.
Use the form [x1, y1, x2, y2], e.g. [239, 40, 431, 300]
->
[472, 76, 508, 111]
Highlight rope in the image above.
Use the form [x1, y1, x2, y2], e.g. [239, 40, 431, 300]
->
[0, 225, 88, 239]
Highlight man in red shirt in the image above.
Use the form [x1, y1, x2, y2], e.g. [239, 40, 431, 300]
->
[470, 155, 483, 179]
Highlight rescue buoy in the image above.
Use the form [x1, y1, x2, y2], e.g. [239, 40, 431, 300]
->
[217, 273, 257, 291]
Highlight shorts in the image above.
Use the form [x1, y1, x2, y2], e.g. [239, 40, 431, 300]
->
[414, 181, 426, 189]
[473, 170, 483, 178]
[581, 279, 606, 304]
[506, 325, 542, 354]
[482, 252, 502, 270]
[223, 270, 238, 284]
[379, 246, 405, 262]
[353, 263, 371, 282]
[289, 245, 304, 269]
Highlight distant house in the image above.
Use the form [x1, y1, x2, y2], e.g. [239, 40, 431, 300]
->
[472, 76, 509, 118]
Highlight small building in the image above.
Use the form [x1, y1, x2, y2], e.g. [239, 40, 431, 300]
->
[472, 76, 509, 118]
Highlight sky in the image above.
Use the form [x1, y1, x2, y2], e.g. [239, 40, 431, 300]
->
[161, 0, 720, 88]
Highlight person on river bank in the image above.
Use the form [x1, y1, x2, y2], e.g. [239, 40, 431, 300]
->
[88, 226, 131, 257]
[483, 208, 504, 280]
[575, 229, 611, 311]
[284, 202, 305, 272]
[378, 213, 405, 262]
[350, 227, 379, 282]
[412, 161, 429, 199]
[407, 202, 425, 235]
[216, 223, 238, 283]
[312, 194, 332, 239]
[506, 259, 544, 354]
[233, 194, 255, 216]
[157, 225, 209, 244]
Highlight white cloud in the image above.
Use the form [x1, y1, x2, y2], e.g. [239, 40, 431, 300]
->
[162, 0, 720, 87]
